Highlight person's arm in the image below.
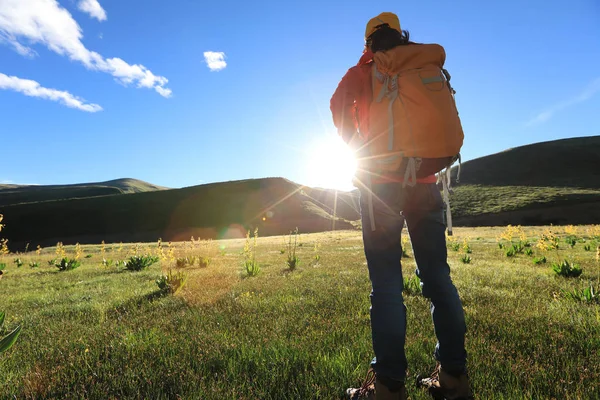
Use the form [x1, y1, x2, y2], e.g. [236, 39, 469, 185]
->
[330, 67, 361, 146]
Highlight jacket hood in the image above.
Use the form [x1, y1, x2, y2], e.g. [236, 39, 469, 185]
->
[358, 50, 374, 66]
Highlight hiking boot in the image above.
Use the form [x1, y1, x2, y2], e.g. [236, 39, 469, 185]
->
[375, 379, 408, 400]
[347, 369, 408, 400]
[417, 363, 473, 400]
[347, 369, 376, 400]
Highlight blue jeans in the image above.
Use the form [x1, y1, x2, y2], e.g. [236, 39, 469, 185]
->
[360, 182, 467, 382]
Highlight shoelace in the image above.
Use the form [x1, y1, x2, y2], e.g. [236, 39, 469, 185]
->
[356, 368, 376, 397]
[428, 363, 442, 384]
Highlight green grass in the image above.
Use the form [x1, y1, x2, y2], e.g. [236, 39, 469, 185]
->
[1, 227, 599, 399]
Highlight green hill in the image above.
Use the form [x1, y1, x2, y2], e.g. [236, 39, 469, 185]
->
[451, 135, 600, 225]
[451, 135, 600, 188]
[0, 178, 166, 207]
[2, 136, 599, 248]
[1, 178, 357, 249]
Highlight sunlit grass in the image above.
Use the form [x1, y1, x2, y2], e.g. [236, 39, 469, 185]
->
[0, 227, 599, 399]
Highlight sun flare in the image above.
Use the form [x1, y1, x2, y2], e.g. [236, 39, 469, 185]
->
[305, 135, 357, 191]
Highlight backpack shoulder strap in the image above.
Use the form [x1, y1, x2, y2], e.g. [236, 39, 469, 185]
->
[372, 63, 398, 102]
[441, 68, 456, 95]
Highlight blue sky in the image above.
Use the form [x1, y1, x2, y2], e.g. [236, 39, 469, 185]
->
[1, 0, 599, 191]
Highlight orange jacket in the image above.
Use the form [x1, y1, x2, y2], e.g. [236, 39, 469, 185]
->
[330, 50, 436, 184]
[330, 51, 374, 144]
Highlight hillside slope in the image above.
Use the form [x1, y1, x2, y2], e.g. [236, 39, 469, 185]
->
[1, 178, 358, 248]
[452, 135, 600, 188]
[2, 136, 599, 247]
[450, 135, 600, 225]
[0, 178, 167, 207]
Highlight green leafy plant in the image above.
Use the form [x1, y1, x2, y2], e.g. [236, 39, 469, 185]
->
[286, 227, 300, 270]
[123, 255, 159, 271]
[525, 248, 534, 256]
[512, 242, 525, 254]
[197, 256, 210, 268]
[460, 254, 472, 264]
[401, 247, 410, 258]
[449, 242, 460, 252]
[175, 257, 189, 268]
[47, 259, 56, 266]
[156, 269, 188, 294]
[401, 236, 411, 258]
[0, 312, 21, 354]
[552, 260, 582, 278]
[101, 258, 113, 268]
[0, 263, 5, 271]
[85, 254, 93, 258]
[498, 243, 504, 249]
[54, 257, 81, 271]
[13, 258, 23, 268]
[584, 244, 592, 252]
[403, 275, 421, 295]
[505, 242, 527, 258]
[244, 228, 260, 277]
[561, 282, 599, 304]
[313, 241, 321, 263]
[28, 261, 39, 268]
[244, 259, 260, 277]
[533, 256, 547, 265]
[462, 239, 472, 254]
[565, 236, 577, 248]
[174, 255, 209, 268]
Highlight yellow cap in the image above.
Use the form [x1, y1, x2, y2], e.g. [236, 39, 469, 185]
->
[365, 12, 401, 39]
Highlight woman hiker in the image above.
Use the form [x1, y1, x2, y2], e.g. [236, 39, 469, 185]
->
[330, 12, 473, 400]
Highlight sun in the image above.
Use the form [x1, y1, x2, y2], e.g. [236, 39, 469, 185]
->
[304, 135, 357, 191]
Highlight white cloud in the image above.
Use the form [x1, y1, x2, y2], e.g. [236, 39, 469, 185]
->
[527, 77, 600, 126]
[0, 0, 171, 97]
[203, 51, 227, 72]
[0, 72, 102, 112]
[77, 0, 106, 22]
[155, 85, 172, 98]
[0, 34, 37, 57]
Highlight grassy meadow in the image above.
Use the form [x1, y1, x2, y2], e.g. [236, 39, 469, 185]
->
[1, 226, 600, 399]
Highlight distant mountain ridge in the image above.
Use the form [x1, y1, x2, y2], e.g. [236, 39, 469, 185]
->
[0, 178, 167, 207]
[2, 136, 599, 248]
[1, 177, 358, 248]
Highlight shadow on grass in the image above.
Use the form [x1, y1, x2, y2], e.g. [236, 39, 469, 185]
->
[105, 289, 169, 320]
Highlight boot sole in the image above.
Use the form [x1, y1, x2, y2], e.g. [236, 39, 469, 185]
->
[416, 375, 473, 400]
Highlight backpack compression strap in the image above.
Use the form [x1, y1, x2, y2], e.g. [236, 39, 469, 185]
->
[372, 64, 418, 187]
